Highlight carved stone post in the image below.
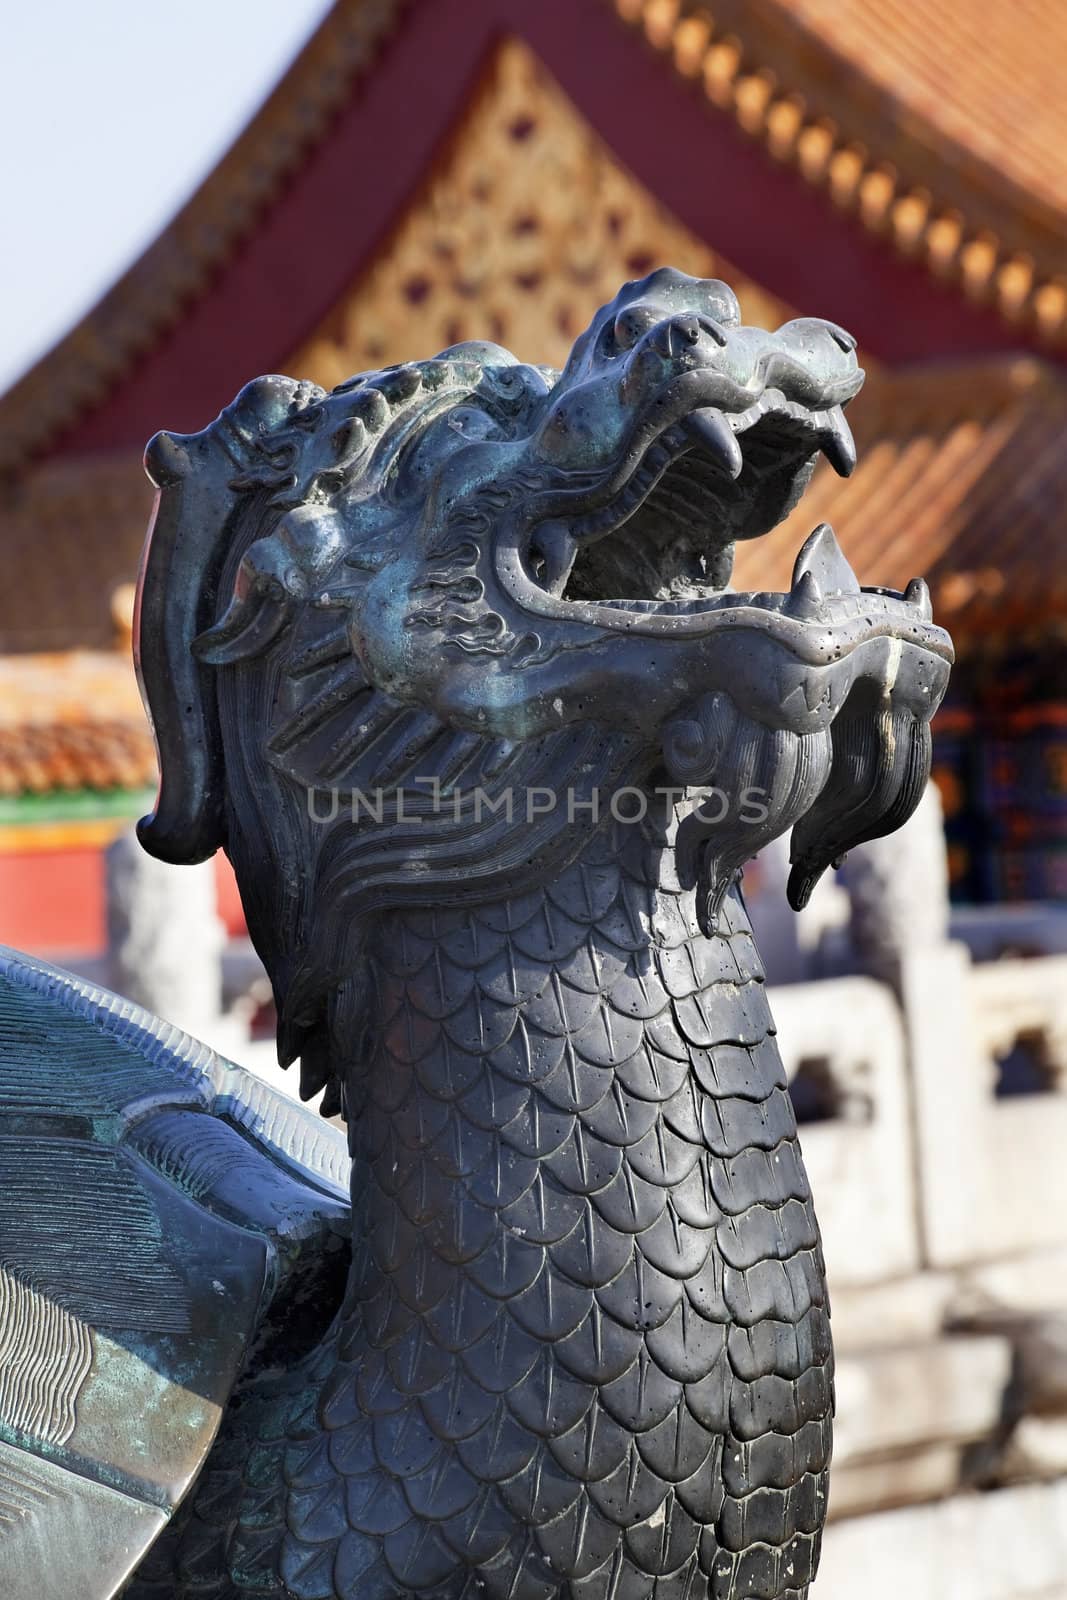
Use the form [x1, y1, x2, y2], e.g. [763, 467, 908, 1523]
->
[105, 827, 224, 1039]
[840, 780, 950, 982]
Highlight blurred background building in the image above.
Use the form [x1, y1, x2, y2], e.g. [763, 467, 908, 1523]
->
[2, 3, 1067, 1594]
[4, 0, 1067, 959]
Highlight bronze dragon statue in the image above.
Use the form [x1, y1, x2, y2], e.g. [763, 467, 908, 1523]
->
[0, 271, 950, 1600]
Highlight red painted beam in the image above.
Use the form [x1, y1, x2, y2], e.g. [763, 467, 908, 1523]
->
[63, 0, 1044, 459]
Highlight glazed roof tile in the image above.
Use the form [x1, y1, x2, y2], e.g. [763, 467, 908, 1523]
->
[620, 0, 1067, 341]
[769, 0, 1067, 223]
[0, 652, 156, 797]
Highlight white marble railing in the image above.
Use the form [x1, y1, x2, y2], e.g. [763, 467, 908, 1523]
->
[771, 947, 1067, 1276]
[768, 977, 918, 1286]
[905, 946, 1067, 1266]
[967, 955, 1067, 1089]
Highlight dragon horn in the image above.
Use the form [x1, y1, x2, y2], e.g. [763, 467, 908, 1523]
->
[135, 376, 305, 864]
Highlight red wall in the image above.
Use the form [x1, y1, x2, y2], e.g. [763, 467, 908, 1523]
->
[0, 847, 246, 959]
[0, 849, 105, 958]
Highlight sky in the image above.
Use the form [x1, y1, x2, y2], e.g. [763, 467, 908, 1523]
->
[0, 0, 334, 392]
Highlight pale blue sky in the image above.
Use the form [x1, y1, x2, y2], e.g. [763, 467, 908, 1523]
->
[0, 0, 333, 392]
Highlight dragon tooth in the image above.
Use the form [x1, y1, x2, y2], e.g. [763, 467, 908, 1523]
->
[528, 520, 577, 595]
[680, 407, 743, 480]
[792, 523, 860, 596]
[820, 407, 857, 477]
[904, 576, 933, 620]
[785, 567, 824, 617]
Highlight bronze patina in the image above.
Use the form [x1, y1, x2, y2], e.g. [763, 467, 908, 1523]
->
[0, 271, 951, 1599]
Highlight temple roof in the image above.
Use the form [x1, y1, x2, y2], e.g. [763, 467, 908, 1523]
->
[3, 21, 1067, 659]
[3, 0, 1066, 478]
[627, 0, 1067, 330]
[0, 651, 155, 800]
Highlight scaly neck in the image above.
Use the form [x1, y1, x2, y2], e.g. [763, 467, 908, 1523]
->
[159, 801, 828, 1600]
[330, 803, 767, 1355]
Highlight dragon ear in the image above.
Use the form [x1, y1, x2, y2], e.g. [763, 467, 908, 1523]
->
[135, 376, 309, 865]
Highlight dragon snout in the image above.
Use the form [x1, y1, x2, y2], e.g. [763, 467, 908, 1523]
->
[618, 309, 737, 393]
[613, 305, 863, 420]
[614, 305, 730, 357]
[766, 316, 864, 398]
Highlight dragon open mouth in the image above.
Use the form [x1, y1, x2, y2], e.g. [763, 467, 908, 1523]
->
[548, 397, 856, 608]
[509, 390, 950, 685]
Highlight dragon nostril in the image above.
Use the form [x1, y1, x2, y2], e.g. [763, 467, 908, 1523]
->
[645, 313, 726, 358]
[826, 323, 857, 353]
[696, 314, 728, 348]
[650, 323, 674, 358]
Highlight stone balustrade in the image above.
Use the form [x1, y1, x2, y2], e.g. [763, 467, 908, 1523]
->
[768, 977, 918, 1285]
[766, 939, 1067, 1592]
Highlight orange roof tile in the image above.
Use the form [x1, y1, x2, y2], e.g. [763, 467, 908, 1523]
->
[0, 652, 155, 797]
[768, 0, 1067, 225]
[732, 355, 1067, 645]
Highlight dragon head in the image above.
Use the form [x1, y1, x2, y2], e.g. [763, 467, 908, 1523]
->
[136, 269, 950, 1098]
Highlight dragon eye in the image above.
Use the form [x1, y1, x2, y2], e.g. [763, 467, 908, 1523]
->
[613, 305, 659, 350]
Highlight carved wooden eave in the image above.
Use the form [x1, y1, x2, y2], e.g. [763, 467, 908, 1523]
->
[2, 0, 1065, 482]
[287, 38, 794, 387]
[619, 0, 1067, 347]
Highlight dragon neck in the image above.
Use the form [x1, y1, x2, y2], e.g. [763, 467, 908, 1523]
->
[182, 796, 830, 1599]
[322, 798, 770, 1390]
